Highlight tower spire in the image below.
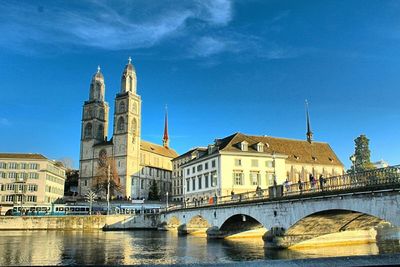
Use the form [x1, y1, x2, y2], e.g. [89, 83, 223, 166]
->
[162, 105, 169, 148]
[305, 100, 313, 143]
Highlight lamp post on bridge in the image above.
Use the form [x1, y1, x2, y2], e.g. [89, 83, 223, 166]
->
[166, 191, 169, 211]
[350, 155, 356, 174]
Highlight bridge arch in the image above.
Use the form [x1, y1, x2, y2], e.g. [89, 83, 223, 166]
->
[218, 214, 266, 238]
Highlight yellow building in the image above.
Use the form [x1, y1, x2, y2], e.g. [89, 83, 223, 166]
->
[181, 132, 344, 202]
[0, 153, 66, 214]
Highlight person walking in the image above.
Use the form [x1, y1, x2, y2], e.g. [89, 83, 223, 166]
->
[298, 179, 303, 195]
[319, 174, 325, 192]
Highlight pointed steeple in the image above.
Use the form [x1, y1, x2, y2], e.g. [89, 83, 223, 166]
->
[162, 105, 169, 148]
[305, 100, 313, 143]
[121, 56, 137, 94]
[89, 65, 105, 101]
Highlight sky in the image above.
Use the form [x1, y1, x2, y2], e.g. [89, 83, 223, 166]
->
[0, 0, 399, 169]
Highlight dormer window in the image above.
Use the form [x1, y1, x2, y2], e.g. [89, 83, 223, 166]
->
[294, 155, 299, 160]
[256, 142, 264, 152]
[328, 157, 333, 162]
[240, 141, 248, 151]
[312, 156, 317, 161]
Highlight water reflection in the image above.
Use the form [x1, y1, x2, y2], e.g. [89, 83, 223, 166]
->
[0, 230, 399, 266]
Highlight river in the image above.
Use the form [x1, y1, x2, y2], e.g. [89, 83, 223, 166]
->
[0, 230, 399, 266]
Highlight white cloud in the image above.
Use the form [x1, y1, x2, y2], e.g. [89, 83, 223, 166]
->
[0, 0, 233, 52]
[192, 37, 227, 57]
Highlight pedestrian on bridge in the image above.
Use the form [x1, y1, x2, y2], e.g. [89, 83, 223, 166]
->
[298, 179, 303, 194]
[319, 174, 326, 191]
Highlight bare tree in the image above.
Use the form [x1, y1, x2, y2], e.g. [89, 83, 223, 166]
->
[57, 157, 74, 170]
[92, 152, 121, 198]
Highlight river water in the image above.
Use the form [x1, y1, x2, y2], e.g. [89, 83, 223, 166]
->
[0, 230, 399, 266]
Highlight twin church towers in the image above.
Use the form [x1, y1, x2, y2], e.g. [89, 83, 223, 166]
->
[79, 58, 175, 198]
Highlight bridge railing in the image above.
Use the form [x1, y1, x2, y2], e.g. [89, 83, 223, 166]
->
[167, 165, 400, 211]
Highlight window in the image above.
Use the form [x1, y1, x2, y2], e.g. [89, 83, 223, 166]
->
[251, 159, 258, 167]
[197, 165, 203, 172]
[266, 161, 273, 168]
[266, 173, 274, 186]
[211, 160, 216, 168]
[84, 123, 92, 138]
[119, 101, 125, 113]
[240, 141, 248, 151]
[204, 173, 209, 188]
[205, 162, 208, 170]
[233, 171, 244, 185]
[211, 171, 217, 187]
[97, 124, 104, 139]
[186, 169, 190, 175]
[257, 143, 264, 152]
[117, 117, 125, 131]
[84, 180, 88, 186]
[8, 162, 19, 169]
[0, 162, 7, 169]
[141, 179, 144, 189]
[192, 167, 195, 174]
[198, 175, 202, 189]
[186, 179, 190, 192]
[192, 178, 196, 191]
[234, 159, 242, 166]
[250, 171, 260, 186]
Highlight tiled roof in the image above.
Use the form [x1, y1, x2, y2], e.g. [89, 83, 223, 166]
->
[215, 132, 343, 166]
[140, 140, 178, 158]
[173, 147, 207, 161]
[0, 153, 47, 160]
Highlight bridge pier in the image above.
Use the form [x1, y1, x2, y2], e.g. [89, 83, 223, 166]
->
[177, 224, 208, 236]
[262, 227, 315, 249]
[206, 226, 226, 239]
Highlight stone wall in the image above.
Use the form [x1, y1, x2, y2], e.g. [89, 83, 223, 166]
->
[0, 214, 159, 231]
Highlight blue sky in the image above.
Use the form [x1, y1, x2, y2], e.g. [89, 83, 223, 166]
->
[0, 0, 399, 169]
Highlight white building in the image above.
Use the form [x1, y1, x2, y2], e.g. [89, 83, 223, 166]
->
[181, 132, 344, 202]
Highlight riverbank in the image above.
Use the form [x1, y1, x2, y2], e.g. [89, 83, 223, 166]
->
[0, 214, 159, 230]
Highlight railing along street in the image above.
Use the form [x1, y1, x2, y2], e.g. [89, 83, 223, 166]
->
[167, 165, 400, 211]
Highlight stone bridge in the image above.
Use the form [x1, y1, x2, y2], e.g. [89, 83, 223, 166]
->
[161, 187, 400, 249]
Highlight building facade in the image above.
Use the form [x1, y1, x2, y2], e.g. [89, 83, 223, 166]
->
[0, 153, 66, 214]
[171, 147, 206, 202]
[79, 58, 177, 199]
[181, 132, 344, 202]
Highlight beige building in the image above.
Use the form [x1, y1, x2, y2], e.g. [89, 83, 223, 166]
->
[0, 153, 66, 214]
[171, 147, 206, 202]
[79, 58, 177, 199]
[182, 132, 344, 202]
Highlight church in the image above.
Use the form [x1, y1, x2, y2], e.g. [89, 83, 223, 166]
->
[78, 58, 178, 199]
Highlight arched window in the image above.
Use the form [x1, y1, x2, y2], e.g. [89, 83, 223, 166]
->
[117, 117, 125, 132]
[97, 124, 104, 139]
[99, 109, 104, 120]
[129, 76, 133, 92]
[119, 102, 125, 113]
[131, 118, 137, 134]
[84, 123, 92, 138]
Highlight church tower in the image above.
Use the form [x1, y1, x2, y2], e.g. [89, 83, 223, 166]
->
[112, 57, 142, 198]
[79, 66, 109, 193]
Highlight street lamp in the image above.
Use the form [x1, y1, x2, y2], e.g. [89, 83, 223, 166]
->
[273, 152, 277, 186]
[107, 165, 111, 215]
[350, 155, 356, 174]
[166, 191, 169, 211]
